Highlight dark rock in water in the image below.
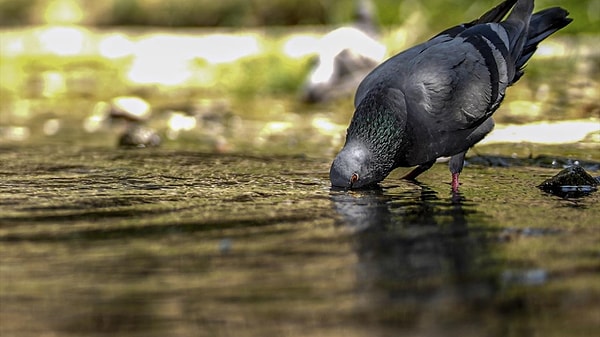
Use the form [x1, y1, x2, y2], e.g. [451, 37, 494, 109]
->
[118, 125, 161, 148]
[540, 165, 598, 187]
[538, 166, 598, 198]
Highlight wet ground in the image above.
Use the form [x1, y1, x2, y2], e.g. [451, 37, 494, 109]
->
[0, 144, 599, 337]
[1, 25, 600, 336]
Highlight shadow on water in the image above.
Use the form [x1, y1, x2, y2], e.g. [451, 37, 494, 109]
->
[331, 185, 502, 336]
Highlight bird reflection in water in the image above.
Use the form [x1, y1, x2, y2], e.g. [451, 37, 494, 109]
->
[330, 186, 497, 332]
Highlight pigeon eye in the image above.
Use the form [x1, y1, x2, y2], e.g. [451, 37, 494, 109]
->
[350, 173, 359, 184]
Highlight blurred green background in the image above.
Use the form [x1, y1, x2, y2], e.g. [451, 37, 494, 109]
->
[0, 0, 598, 33]
[0, 0, 597, 151]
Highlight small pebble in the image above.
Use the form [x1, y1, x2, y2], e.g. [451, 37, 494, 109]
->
[502, 269, 548, 286]
[219, 238, 232, 254]
[118, 124, 161, 148]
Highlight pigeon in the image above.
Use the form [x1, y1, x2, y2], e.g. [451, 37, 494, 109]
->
[329, 0, 572, 191]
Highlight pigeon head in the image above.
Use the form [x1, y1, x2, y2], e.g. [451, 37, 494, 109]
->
[330, 143, 382, 189]
[330, 88, 407, 189]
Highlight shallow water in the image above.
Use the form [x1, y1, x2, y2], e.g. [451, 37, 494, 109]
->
[1, 145, 598, 337]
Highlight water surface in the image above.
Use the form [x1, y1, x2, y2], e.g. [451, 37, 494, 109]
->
[1, 145, 598, 337]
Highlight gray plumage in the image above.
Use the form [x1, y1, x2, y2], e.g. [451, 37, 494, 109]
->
[330, 0, 572, 190]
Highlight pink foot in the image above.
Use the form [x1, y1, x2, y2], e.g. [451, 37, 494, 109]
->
[451, 173, 460, 192]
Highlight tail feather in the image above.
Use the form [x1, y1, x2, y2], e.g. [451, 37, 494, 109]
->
[502, 0, 534, 62]
[527, 7, 572, 46]
[505, 0, 535, 25]
[513, 7, 572, 82]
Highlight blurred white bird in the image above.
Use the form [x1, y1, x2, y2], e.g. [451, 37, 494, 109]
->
[301, 0, 386, 103]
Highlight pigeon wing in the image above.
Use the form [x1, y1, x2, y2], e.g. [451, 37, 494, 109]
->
[403, 23, 515, 132]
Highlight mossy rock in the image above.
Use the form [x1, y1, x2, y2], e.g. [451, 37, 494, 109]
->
[538, 166, 598, 198]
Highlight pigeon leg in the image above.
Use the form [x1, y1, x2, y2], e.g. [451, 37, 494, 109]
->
[451, 172, 460, 192]
[401, 160, 435, 181]
[449, 152, 467, 192]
